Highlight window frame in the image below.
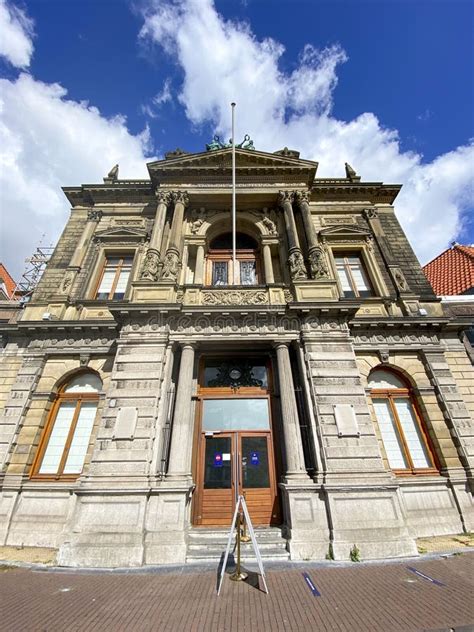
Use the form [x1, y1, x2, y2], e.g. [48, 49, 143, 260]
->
[370, 372, 438, 476]
[93, 253, 135, 301]
[333, 251, 375, 299]
[30, 374, 101, 481]
[205, 248, 261, 287]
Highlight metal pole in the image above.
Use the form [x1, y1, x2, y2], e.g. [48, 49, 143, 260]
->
[231, 102, 236, 285]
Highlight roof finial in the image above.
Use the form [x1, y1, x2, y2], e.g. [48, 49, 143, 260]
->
[345, 162, 360, 182]
[104, 164, 119, 183]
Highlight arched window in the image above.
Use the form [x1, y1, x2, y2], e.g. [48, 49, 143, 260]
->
[206, 232, 260, 286]
[369, 368, 436, 474]
[32, 372, 102, 479]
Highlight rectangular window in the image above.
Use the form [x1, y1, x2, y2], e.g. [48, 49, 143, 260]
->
[202, 398, 270, 431]
[212, 261, 228, 285]
[334, 254, 374, 298]
[240, 261, 257, 285]
[95, 255, 133, 300]
[208, 257, 259, 286]
[38, 400, 98, 476]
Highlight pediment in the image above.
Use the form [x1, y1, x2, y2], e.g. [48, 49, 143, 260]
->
[94, 226, 149, 242]
[147, 147, 318, 186]
[319, 225, 372, 239]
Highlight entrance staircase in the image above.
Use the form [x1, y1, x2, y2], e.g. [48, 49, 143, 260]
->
[186, 527, 289, 564]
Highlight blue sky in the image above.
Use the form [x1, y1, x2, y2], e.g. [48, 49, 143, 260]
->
[0, 0, 473, 278]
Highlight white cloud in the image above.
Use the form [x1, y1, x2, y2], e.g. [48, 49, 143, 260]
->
[141, 77, 173, 118]
[0, 74, 153, 278]
[140, 0, 474, 265]
[0, 0, 34, 68]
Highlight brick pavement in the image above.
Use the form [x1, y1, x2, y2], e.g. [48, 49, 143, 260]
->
[0, 554, 473, 632]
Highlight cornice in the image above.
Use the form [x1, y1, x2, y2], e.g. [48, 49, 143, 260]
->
[311, 181, 402, 204]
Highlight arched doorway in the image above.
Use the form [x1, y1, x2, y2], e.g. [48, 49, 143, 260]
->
[192, 355, 281, 526]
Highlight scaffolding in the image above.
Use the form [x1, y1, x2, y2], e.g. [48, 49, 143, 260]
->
[12, 244, 54, 304]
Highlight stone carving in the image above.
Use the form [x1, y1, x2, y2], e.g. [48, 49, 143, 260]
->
[190, 209, 206, 234]
[155, 190, 170, 204]
[295, 190, 310, 207]
[107, 164, 119, 180]
[261, 209, 277, 235]
[283, 289, 293, 303]
[201, 289, 269, 305]
[352, 330, 439, 346]
[288, 250, 306, 280]
[393, 268, 409, 292]
[60, 272, 75, 294]
[321, 216, 356, 226]
[379, 349, 390, 364]
[277, 190, 295, 206]
[160, 250, 180, 281]
[274, 147, 300, 158]
[345, 162, 360, 182]
[165, 148, 189, 160]
[171, 190, 190, 207]
[87, 210, 103, 222]
[140, 248, 161, 281]
[363, 208, 378, 221]
[308, 247, 329, 279]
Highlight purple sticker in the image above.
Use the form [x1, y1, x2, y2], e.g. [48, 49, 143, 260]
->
[214, 452, 223, 467]
[250, 451, 259, 466]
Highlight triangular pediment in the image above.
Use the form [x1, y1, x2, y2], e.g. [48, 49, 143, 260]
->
[94, 226, 149, 242]
[147, 147, 318, 186]
[319, 225, 371, 238]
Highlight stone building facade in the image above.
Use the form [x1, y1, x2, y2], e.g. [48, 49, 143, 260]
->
[0, 146, 472, 567]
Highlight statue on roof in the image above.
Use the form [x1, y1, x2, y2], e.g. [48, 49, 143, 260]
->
[206, 134, 255, 151]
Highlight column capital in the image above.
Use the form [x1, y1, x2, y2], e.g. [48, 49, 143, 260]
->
[273, 340, 290, 351]
[179, 341, 198, 351]
[294, 190, 311, 208]
[87, 209, 103, 222]
[155, 189, 171, 204]
[363, 207, 378, 221]
[277, 190, 295, 207]
[171, 190, 190, 207]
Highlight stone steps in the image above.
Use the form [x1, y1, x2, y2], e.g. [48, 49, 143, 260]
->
[186, 527, 289, 564]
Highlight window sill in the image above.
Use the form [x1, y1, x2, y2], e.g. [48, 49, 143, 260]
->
[392, 469, 439, 477]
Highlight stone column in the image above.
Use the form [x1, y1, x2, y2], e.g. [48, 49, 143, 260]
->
[295, 191, 330, 280]
[140, 191, 170, 281]
[161, 191, 189, 282]
[166, 343, 195, 480]
[262, 243, 275, 284]
[274, 342, 308, 479]
[59, 210, 102, 296]
[278, 191, 306, 281]
[194, 243, 205, 285]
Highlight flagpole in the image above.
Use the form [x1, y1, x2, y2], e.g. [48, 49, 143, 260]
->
[231, 102, 236, 285]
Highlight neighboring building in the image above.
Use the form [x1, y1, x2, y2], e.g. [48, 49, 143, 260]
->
[0, 263, 17, 301]
[423, 243, 474, 296]
[0, 145, 473, 568]
[423, 241, 474, 389]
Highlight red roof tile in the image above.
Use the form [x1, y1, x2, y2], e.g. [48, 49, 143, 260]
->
[0, 263, 17, 299]
[423, 244, 474, 295]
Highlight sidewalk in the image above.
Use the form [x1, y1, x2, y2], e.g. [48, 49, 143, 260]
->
[1, 553, 473, 631]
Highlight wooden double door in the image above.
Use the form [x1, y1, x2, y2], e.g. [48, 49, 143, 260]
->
[193, 429, 279, 526]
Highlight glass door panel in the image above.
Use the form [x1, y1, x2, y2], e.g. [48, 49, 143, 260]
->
[203, 436, 232, 489]
[241, 436, 270, 488]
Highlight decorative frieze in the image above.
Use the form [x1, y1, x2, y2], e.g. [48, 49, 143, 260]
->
[201, 288, 269, 305]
